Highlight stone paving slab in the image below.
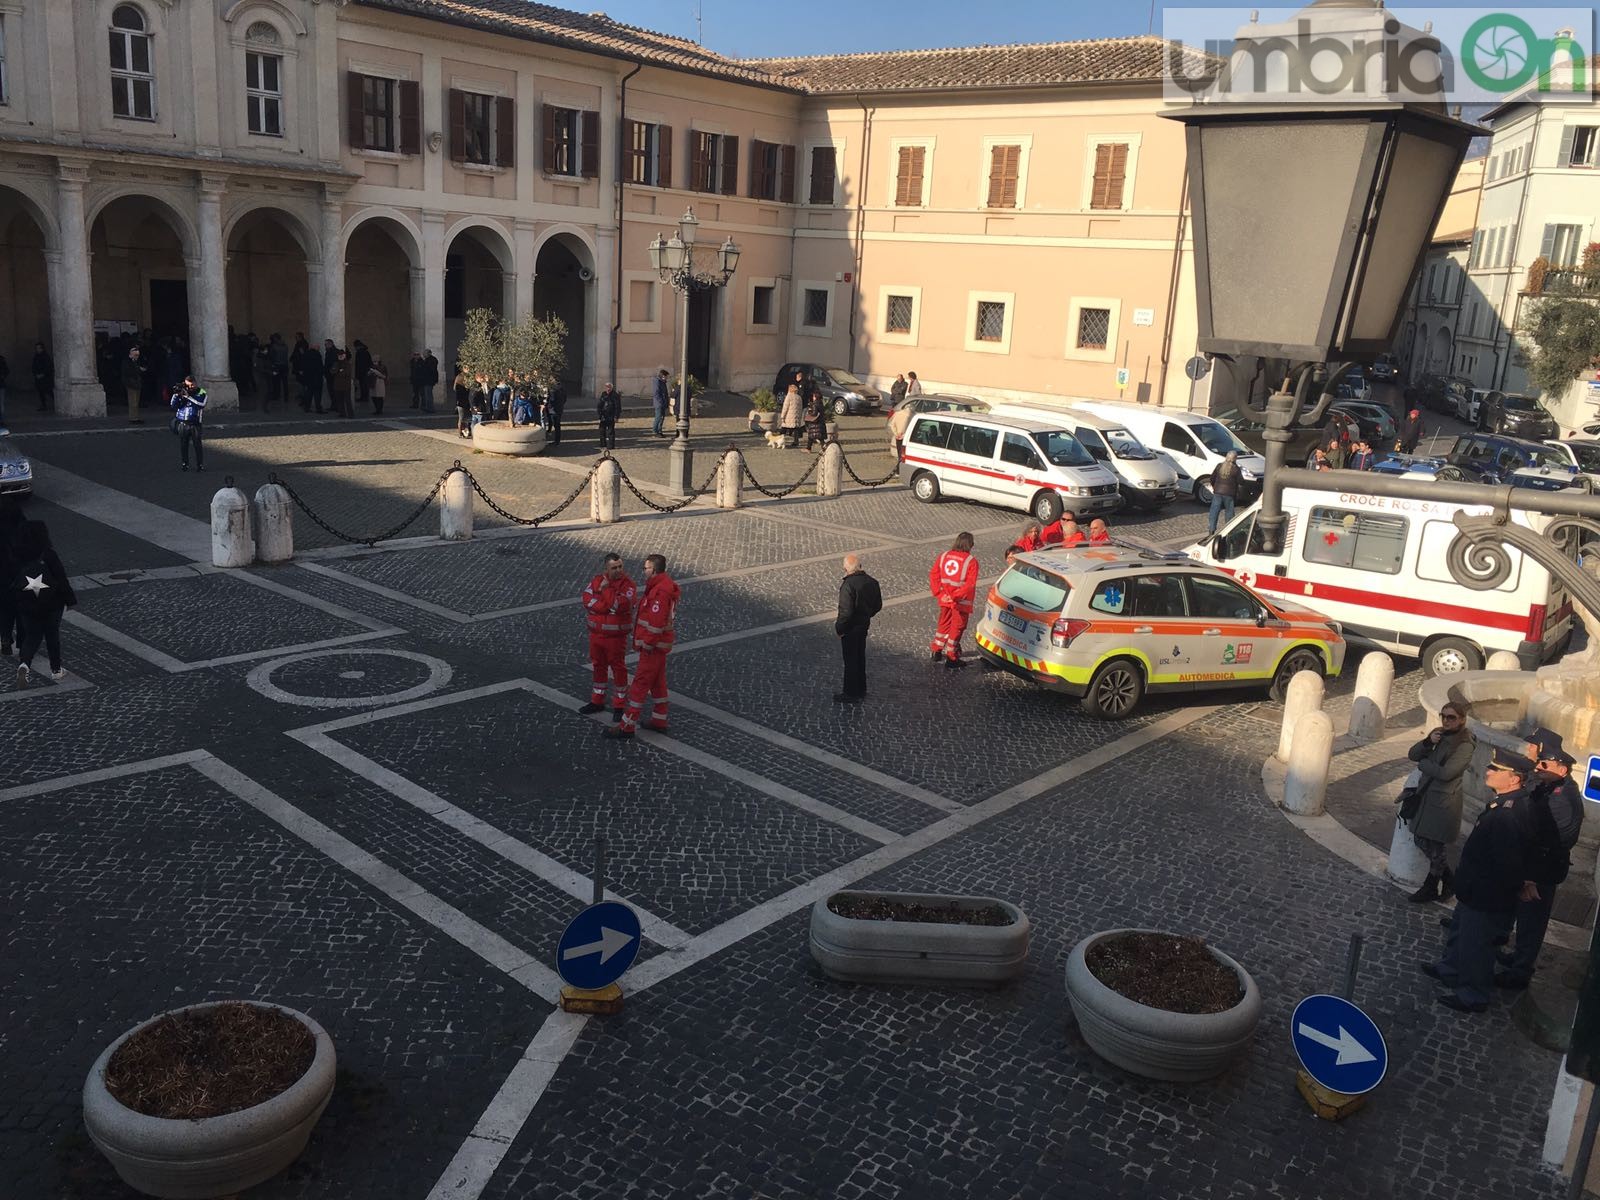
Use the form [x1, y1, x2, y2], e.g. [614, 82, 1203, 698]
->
[482, 716, 1566, 1200]
[1, 763, 547, 1200]
[327, 689, 880, 935]
[15, 496, 193, 575]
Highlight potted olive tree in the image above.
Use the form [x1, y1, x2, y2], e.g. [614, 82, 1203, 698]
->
[83, 1000, 337, 1198]
[747, 386, 779, 433]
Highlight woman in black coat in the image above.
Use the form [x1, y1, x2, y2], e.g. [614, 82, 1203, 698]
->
[11, 519, 76, 685]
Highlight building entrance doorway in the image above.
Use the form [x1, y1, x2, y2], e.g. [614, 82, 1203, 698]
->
[686, 287, 716, 387]
[148, 279, 190, 343]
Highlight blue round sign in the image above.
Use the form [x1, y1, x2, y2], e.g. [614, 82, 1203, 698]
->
[1290, 994, 1387, 1095]
[555, 901, 642, 990]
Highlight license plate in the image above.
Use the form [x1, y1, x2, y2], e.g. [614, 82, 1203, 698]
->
[997, 610, 1029, 634]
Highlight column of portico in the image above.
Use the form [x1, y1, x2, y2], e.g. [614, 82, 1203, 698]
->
[50, 164, 104, 416]
[513, 219, 537, 322]
[421, 210, 446, 360]
[318, 189, 347, 348]
[192, 173, 239, 410]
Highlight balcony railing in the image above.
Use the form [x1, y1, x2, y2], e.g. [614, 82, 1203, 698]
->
[1526, 267, 1600, 296]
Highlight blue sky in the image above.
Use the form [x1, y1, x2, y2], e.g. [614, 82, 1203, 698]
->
[590, 0, 1585, 59]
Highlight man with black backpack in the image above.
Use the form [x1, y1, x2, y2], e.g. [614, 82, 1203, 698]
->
[170, 376, 208, 472]
[596, 383, 620, 450]
[12, 519, 75, 687]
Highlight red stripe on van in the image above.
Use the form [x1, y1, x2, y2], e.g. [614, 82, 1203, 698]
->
[1236, 571, 1529, 634]
[902, 452, 1053, 491]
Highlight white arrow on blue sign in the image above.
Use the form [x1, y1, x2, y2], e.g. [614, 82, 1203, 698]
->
[1291, 994, 1387, 1095]
[1584, 755, 1600, 806]
[555, 900, 642, 990]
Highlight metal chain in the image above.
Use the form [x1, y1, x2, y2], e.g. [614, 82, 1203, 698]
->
[742, 450, 821, 499]
[614, 452, 726, 514]
[465, 464, 596, 527]
[269, 468, 453, 546]
[840, 450, 901, 488]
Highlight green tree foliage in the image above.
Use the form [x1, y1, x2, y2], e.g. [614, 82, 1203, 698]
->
[454, 308, 568, 389]
[1524, 295, 1600, 398]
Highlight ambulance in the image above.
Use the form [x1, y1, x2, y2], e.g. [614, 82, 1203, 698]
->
[1185, 486, 1574, 676]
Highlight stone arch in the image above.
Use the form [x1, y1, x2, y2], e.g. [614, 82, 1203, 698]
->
[531, 223, 597, 270]
[225, 205, 315, 402]
[84, 188, 197, 256]
[341, 207, 423, 269]
[444, 220, 516, 372]
[1430, 326, 1453, 376]
[344, 210, 422, 379]
[221, 0, 308, 38]
[224, 201, 318, 263]
[533, 228, 597, 394]
[444, 216, 515, 274]
[0, 185, 57, 406]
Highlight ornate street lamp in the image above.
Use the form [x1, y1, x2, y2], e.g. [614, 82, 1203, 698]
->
[649, 207, 741, 495]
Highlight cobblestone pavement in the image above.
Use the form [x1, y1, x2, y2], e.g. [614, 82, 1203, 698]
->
[0, 417, 1573, 1200]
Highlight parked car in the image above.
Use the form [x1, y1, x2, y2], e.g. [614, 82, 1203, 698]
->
[1543, 438, 1600, 488]
[1369, 355, 1398, 381]
[892, 394, 988, 419]
[1069, 399, 1266, 505]
[0, 428, 32, 495]
[1476, 392, 1558, 439]
[1328, 401, 1397, 447]
[1213, 407, 1327, 468]
[1428, 433, 1580, 489]
[1453, 387, 1497, 426]
[772, 363, 883, 416]
[973, 544, 1346, 718]
[989, 402, 1180, 508]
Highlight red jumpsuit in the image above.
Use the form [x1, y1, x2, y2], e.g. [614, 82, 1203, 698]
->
[582, 571, 637, 712]
[929, 548, 978, 662]
[1041, 518, 1086, 547]
[619, 571, 681, 733]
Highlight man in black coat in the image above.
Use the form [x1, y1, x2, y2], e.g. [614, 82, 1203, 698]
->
[353, 340, 373, 409]
[834, 554, 883, 705]
[1497, 729, 1585, 989]
[1423, 748, 1533, 1012]
[546, 382, 566, 446]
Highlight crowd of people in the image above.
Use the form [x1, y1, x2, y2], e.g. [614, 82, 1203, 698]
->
[0, 500, 75, 688]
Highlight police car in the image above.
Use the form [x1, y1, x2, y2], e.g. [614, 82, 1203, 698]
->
[974, 542, 1346, 719]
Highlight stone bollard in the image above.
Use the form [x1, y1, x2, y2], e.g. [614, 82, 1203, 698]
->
[818, 442, 844, 497]
[253, 483, 294, 564]
[717, 449, 744, 509]
[1348, 651, 1394, 744]
[1486, 649, 1522, 671]
[1276, 669, 1325, 762]
[591, 458, 621, 524]
[1387, 813, 1431, 888]
[1283, 709, 1334, 817]
[210, 481, 255, 568]
[440, 468, 473, 540]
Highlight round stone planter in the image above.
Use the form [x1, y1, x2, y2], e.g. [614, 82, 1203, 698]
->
[82, 1001, 336, 1199]
[1065, 930, 1261, 1082]
[470, 422, 547, 456]
[809, 890, 1031, 987]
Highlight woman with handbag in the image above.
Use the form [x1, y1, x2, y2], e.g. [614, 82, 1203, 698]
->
[1402, 700, 1476, 903]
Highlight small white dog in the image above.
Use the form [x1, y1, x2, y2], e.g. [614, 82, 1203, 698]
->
[763, 431, 788, 449]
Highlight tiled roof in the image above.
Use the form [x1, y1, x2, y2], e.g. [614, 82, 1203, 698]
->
[744, 35, 1211, 94]
[351, 0, 791, 88]
[352, 3, 1199, 96]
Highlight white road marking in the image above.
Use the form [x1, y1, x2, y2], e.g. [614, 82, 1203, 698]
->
[296, 561, 475, 624]
[32, 463, 212, 561]
[0, 750, 211, 801]
[0, 672, 96, 704]
[226, 567, 400, 632]
[63, 610, 401, 672]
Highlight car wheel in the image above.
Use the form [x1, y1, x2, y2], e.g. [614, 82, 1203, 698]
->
[832, 397, 849, 417]
[1268, 648, 1323, 703]
[1435, 465, 1466, 482]
[911, 471, 940, 504]
[1081, 659, 1144, 720]
[1031, 490, 1063, 523]
[1194, 475, 1215, 505]
[1423, 636, 1484, 678]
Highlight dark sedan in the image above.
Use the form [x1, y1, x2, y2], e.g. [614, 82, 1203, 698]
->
[1329, 401, 1397, 446]
[1477, 393, 1558, 439]
[1427, 433, 1579, 489]
[0, 429, 32, 495]
[1213, 407, 1327, 468]
[773, 363, 884, 417]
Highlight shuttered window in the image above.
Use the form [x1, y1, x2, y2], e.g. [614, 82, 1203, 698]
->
[626, 120, 671, 187]
[543, 106, 599, 177]
[1090, 142, 1129, 210]
[690, 132, 739, 195]
[1559, 125, 1599, 167]
[986, 144, 1021, 208]
[808, 145, 837, 205]
[894, 145, 926, 207]
[748, 141, 796, 202]
[1540, 223, 1584, 267]
[448, 92, 514, 167]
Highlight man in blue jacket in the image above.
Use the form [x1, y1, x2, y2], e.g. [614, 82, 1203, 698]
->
[171, 376, 208, 472]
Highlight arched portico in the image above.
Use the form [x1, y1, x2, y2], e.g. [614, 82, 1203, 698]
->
[444, 220, 515, 375]
[0, 186, 56, 413]
[533, 228, 596, 394]
[344, 212, 423, 377]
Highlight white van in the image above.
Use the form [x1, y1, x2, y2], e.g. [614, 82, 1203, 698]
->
[987, 403, 1180, 508]
[1186, 485, 1573, 676]
[900, 412, 1122, 523]
[1070, 400, 1267, 505]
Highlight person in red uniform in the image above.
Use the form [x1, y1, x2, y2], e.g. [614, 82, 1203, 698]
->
[1088, 518, 1112, 546]
[605, 553, 680, 739]
[1040, 513, 1086, 547]
[1015, 521, 1043, 552]
[578, 552, 636, 720]
[928, 531, 979, 669]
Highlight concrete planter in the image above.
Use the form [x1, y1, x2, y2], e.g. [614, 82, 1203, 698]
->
[82, 1001, 336, 1199]
[1065, 930, 1261, 1082]
[470, 422, 547, 456]
[808, 890, 1030, 987]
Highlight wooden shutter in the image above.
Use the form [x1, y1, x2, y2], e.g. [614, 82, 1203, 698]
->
[1558, 125, 1577, 167]
[895, 145, 924, 206]
[1540, 223, 1558, 260]
[398, 80, 421, 155]
[495, 96, 515, 167]
[809, 145, 836, 204]
[987, 144, 1019, 208]
[779, 144, 796, 204]
[720, 135, 738, 196]
[1091, 142, 1128, 209]
[543, 104, 559, 172]
[749, 139, 768, 198]
[623, 119, 643, 183]
[690, 131, 707, 191]
[448, 89, 467, 163]
[580, 110, 600, 179]
[346, 72, 366, 150]
[657, 125, 672, 189]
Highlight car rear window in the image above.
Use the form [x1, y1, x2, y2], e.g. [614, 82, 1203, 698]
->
[948, 424, 998, 459]
[1503, 396, 1541, 411]
[996, 565, 1070, 613]
[1572, 443, 1600, 472]
[908, 418, 950, 449]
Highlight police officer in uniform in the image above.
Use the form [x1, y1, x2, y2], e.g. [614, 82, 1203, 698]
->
[1422, 748, 1533, 1013]
[1497, 728, 1584, 989]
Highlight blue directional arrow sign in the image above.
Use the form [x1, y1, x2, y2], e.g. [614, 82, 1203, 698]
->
[1584, 756, 1600, 806]
[555, 900, 641, 990]
[1291, 994, 1387, 1095]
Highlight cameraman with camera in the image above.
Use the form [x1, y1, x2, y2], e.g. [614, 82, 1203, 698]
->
[170, 375, 208, 472]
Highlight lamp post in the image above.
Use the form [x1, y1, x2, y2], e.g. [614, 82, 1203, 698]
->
[1167, 0, 1600, 646]
[648, 207, 741, 496]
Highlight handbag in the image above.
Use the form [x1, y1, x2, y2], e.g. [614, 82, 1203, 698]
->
[1396, 767, 1424, 822]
